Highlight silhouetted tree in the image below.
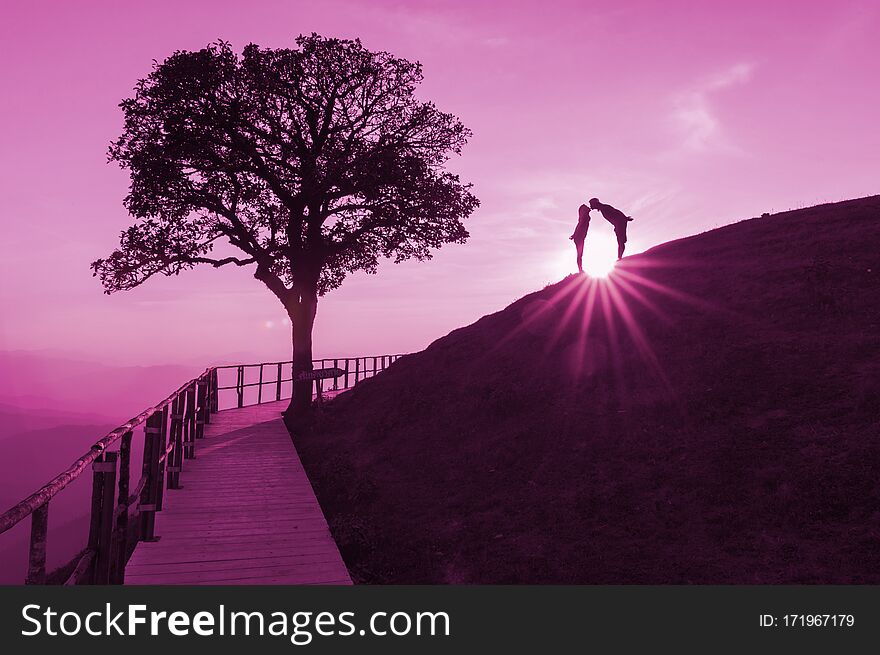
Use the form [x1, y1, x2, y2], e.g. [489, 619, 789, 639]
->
[93, 34, 479, 419]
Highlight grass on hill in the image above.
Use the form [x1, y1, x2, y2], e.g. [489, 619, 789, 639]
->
[295, 196, 880, 583]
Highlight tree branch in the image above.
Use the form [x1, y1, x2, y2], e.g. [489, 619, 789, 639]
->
[192, 255, 256, 267]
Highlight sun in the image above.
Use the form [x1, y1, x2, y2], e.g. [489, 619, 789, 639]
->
[550, 230, 621, 280]
[555, 230, 616, 278]
[581, 232, 619, 278]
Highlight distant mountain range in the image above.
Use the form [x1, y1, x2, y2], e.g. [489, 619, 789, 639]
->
[0, 350, 202, 419]
[0, 350, 204, 583]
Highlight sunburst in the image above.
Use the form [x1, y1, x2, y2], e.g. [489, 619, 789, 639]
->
[495, 253, 730, 400]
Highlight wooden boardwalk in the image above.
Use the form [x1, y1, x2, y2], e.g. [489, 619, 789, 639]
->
[124, 401, 351, 585]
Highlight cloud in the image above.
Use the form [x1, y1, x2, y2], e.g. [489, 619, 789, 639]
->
[671, 62, 755, 153]
[346, 2, 513, 51]
[705, 62, 755, 90]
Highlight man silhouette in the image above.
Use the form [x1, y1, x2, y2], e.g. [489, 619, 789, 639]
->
[589, 197, 634, 259]
[569, 203, 591, 273]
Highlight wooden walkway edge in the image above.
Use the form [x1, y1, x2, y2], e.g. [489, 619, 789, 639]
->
[124, 401, 351, 585]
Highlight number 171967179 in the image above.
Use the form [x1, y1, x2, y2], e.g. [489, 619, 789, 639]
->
[782, 615, 854, 627]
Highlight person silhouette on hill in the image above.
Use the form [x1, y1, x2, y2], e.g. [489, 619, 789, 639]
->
[589, 197, 634, 259]
[569, 203, 591, 273]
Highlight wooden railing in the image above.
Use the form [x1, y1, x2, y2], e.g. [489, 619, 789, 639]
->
[0, 354, 403, 585]
[216, 354, 404, 409]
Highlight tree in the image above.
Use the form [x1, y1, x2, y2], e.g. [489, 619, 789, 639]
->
[93, 34, 479, 419]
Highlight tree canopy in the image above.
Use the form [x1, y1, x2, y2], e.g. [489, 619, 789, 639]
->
[93, 34, 479, 305]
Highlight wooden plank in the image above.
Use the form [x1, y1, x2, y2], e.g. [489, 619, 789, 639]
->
[150, 527, 333, 541]
[148, 501, 323, 512]
[156, 514, 332, 526]
[128, 532, 342, 550]
[125, 562, 351, 584]
[125, 566, 349, 584]
[127, 542, 341, 565]
[125, 553, 344, 575]
[125, 400, 350, 585]
[125, 572, 352, 585]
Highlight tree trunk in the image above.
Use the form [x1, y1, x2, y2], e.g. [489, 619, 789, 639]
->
[284, 290, 318, 421]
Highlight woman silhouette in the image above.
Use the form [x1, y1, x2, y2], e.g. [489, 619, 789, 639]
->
[569, 203, 592, 273]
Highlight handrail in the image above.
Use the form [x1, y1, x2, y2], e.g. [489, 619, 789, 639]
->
[212, 355, 402, 370]
[217, 355, 406, 408]
[0, 352, 404, 585]
[0, 377, 199, 535]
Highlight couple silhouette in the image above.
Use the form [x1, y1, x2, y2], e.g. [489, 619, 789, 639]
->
[569, 197, 634, 274]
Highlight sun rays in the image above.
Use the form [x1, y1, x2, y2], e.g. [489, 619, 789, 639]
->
[494, 253, 728, 402]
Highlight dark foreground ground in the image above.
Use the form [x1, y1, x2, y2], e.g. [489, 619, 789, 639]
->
[295, 196, 880, 583]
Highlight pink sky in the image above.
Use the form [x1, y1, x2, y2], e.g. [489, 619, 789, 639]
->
[1, 0, 878, 366]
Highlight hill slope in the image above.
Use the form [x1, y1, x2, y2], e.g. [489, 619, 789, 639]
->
[296, 196, 880, 583]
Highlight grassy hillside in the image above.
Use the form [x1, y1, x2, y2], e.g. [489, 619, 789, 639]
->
[296, 196, 880, 583]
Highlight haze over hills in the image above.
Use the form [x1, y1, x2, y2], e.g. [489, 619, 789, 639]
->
[0, 351, 201, 418]
[0, 351, 202, 582]
[0, 422, 116, 584]
[0, 351, 203, 514]
[0, 403, 112, 440]
[296, 196, 880, 584]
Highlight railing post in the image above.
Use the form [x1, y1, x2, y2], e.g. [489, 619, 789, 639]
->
[203, 372, 212, 425]
[237, 365, 244, 408]
[209, 369, 218, 413]
[86, 454, 103, 575]
[196, 378, 207, 439]
[155, 405, 169, 512]
[25, 503, 49, 585]
[167, 395, 183, 490]
[91, 451, 118, 584]
[344, 358, 350, 389]
[355, 358, 360, 385]
[202, 374, 209, 425]
[111, 430, 132, 584]
[139, 412, 162, 542]
[276, 362, 283, 401]
[184, 383, 196, 459]
[257, 364, 264, 404]
[333, 359, 339, 391]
